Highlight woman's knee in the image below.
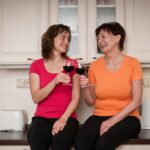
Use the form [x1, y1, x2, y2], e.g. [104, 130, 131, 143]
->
[51, 139, 71, 150]
[27, 125, 51, 148]
[95, 140, 114, 150]
[52, 133, 74, 150]
[74, 133, 95, 150]
[95, 136, 116, 150]
[74, 136, 84, 150]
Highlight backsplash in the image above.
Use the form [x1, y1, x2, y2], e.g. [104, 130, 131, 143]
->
[0, 67, 150, 125]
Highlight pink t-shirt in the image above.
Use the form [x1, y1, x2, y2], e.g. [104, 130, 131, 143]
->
[29, 57, 78, 119]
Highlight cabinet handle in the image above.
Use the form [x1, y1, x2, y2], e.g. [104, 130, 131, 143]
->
[27, 58, 34, 61]
[75, 58, 83, 60]
[93, 57, 98, 59]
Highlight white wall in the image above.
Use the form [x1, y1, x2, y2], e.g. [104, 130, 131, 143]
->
[0, 68, 149, 125]
[142, 68, 150, 100]
[0, 68, 35, 124]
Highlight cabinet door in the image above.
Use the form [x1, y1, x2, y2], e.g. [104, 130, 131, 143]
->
[0, 0, 49, 65]
[87, 0, 125, 62]
[125, 0, 150, 62]
[116, 145, 134, 150]
[50, 0, 125, 63]
[135, 145, 150, 150]
[0, 146, 30, 150]
[50, 0, 87, 61]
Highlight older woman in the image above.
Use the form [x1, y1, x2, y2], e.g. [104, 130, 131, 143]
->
[75, 22, 143, 150]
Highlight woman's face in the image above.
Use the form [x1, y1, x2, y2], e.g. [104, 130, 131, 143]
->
[97, 29, 120, 54]
[53, 31, 70, 54]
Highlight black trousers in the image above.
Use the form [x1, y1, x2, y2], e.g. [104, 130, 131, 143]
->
[27, 116, 79, 150]
[74, 115, 141, 150]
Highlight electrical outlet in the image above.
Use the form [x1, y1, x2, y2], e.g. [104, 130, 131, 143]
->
[24, 79, 29, 88]
[16, 79, 29, 88]
[16, 79, 25, 88]
[143, 78, 150, 88]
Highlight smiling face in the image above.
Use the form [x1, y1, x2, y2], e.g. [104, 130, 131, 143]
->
[97, 29, 120, 54]
[53, 31, 70, 54]
[41, 24, 71, 59]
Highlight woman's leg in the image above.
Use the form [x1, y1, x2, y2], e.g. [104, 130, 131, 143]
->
[27, 117, 53, 150]
[74, 115, 109, 150]
[95, 116, 141, 150]
[51, 118, 79, 150]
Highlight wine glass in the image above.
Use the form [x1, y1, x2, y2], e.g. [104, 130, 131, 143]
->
[75, 62, 94, 87]
[63, 62, 74, 74]
[63, 62, 74, 85]
[75, 63, 86, 75]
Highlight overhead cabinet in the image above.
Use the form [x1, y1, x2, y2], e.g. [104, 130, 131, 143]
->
[50, 0, 125, 62]
[125, 0, 150, 63]
[0, 0, 149, 67]
[0, 0, 50, 67]
[0, 0, 125, 67]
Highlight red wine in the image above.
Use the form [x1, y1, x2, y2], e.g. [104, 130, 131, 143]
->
[63, 66, 74, 73]
[75, 68, 85, 75]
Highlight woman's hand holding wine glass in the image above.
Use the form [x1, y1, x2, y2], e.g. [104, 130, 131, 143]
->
[75, 63, 88, 88]
[75, 62, 94, 88]
[80, 75, 89, 88]
[54, 72, 71, 85]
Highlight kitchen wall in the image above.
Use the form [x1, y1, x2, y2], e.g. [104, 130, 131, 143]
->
[0, 68, 150, 124]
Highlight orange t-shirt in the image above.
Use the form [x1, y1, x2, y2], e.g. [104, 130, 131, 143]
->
[88, 55, 142, 118]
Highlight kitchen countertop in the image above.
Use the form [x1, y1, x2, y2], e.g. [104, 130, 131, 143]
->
[0, 129, 150, 145]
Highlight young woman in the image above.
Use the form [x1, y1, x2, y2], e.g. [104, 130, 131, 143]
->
[27, 24, 80, 150]
[75, 22, 143, 150]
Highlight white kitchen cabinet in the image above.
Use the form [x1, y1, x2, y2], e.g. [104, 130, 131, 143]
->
[1, 0, 150, 67]
[116, 145, 150, 150]
[0, 145, 150, 150]
[50, 0, 125, 63]
[0, 146, 30, 150]
[0, 0, 125, 67]
[116, 145, 134, 150]
[0, 0, 49, 67]
[87, 0, 125, 62]
[134, 145, 150, 150]
[125, 0, 150, 63]
[49, 0, 88, 61]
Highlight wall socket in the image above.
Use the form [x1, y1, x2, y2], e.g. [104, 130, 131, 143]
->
[16, 79, 29, 88]
[24, 79, 29, 88]
[143, 78, 150, 88]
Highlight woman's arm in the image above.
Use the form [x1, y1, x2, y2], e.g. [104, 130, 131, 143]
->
[29, 72, 70, 104]
[112, 80, 143, 122]
[29, 73, 56, 104]
[61, 74, 80, 120]
[81, 86, 96, 106]
[100, 79, 143, 135]
[52, 74, 80, 135]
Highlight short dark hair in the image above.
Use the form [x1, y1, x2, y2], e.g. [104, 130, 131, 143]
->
[95, 22, 126, 51]
[41, 24, 71, 59]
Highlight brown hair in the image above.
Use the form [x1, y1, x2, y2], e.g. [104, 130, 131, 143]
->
[41, 24, 71, 59]
[95, 22, 126, 51]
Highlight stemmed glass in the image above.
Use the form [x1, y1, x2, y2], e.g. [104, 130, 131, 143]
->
[63, 62, 74, 74]
[63, 62, 74, 85]
[75, 63, 86, 75]
[75, 62, 94, 87]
